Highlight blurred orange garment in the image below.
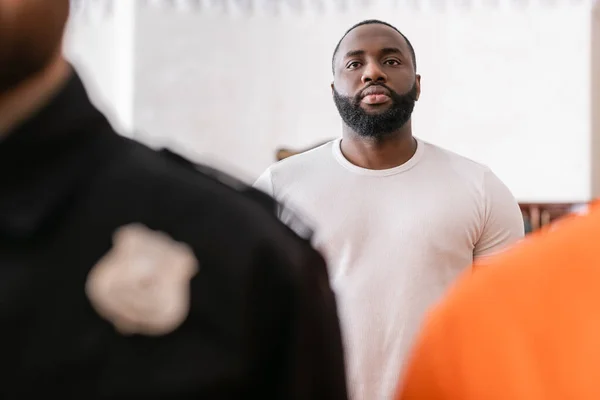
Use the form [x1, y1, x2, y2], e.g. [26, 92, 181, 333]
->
[396, 202, 600, 400]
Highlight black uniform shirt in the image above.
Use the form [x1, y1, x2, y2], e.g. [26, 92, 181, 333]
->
[0, 73, 348, 400]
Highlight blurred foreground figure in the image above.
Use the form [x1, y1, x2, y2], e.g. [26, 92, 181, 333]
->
[396, 205, 600, 400]
[0, 1, 348, 398]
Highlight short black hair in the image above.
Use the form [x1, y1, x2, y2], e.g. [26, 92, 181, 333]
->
[332, 19, 417, 74]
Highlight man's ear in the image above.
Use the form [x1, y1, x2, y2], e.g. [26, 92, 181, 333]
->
[415, 74, 421, 101]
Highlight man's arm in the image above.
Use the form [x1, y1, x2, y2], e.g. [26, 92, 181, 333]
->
[474, 169, 524, 259]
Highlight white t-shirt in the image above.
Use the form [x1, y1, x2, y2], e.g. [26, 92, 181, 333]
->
[254, 137, 524, 400]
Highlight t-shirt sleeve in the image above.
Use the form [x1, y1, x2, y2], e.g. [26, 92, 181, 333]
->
[474, 169, 525, 259]
[253, 168, 275, 197]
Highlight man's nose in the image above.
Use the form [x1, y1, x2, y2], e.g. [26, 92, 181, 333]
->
[361, 62, 387, 84]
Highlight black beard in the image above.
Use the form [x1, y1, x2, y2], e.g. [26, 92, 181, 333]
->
[333, 82, 417, 140]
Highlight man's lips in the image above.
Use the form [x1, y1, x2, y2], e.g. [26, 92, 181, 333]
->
[362, 94, 390, 105]
[361, 86, 391, 105]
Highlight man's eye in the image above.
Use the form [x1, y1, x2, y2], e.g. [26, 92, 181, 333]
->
[385, 59, 401, 66]
[347, 62, 361, 69]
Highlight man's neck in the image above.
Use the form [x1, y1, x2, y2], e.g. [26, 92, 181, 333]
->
[0, 55, 71, 138]
[340, 122, 417, 170]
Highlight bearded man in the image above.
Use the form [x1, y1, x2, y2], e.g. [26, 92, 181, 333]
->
[254, 19, 524, 400]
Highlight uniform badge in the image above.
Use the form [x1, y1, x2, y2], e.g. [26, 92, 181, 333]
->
[85, 224, 199, 336]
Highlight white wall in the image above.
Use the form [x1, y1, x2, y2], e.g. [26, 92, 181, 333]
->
[593, 3, 600, 197]
[63, 0, 135, 135]
[64, 0, 599, 202]
[411, 5, 594, 203]
[133, 1, 598, 202]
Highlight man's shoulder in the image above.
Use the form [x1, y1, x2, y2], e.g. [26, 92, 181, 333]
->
[421, 140, 490, 174]
[419, 140, 499, 193]
[267, 140, 336, 175]
[258, 140, 337, 197]
[111, 139, 274, 210]
[77, 140, 342, 399]
[94, 137, 316, 245]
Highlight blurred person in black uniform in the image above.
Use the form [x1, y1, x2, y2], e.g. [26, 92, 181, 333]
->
[0, 1, 348, 399]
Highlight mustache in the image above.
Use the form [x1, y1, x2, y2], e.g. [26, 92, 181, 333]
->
[333, 81, 418, 104]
